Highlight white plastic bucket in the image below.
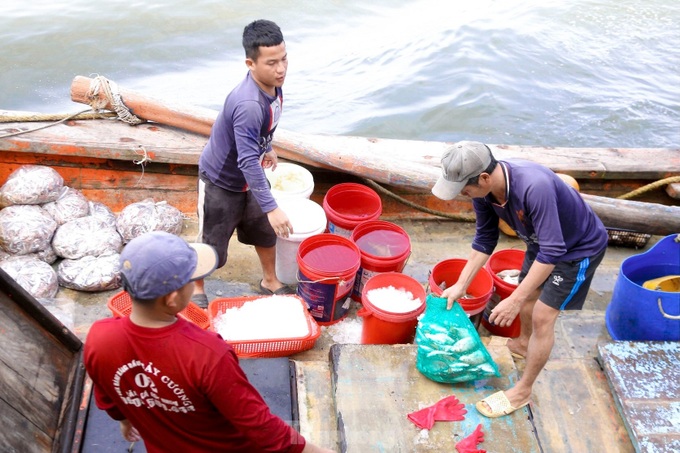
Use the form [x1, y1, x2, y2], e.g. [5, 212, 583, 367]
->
[275, 198, 327, 285]
[265, 163, 314, 200]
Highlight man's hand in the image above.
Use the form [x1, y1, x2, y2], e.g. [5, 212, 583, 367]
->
[488, 295, 522, 327]
[441, 282, 467, 310]
[267, 207, 293, 238]
[119, 419, 141, 442]
[262, 150, 278, 170]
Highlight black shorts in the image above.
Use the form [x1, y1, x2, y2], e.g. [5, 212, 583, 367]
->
[519, 247, 606, 310]
[197, 177, 276, 268]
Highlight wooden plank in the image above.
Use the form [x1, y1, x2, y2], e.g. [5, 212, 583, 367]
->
[0, 399, 53, 453]
[294, 360, 339, 450]
[530, 359, 634, 453]
[0, 269, 84, 452]
[0, 118, 207, 165]
[598, 342, 680, 453]
[0, 294, 75, 437]
[330, 343, 540, 452]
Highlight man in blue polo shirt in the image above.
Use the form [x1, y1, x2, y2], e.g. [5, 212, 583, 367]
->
[432, 141, 608, 418]
[193, 19, 295, 307]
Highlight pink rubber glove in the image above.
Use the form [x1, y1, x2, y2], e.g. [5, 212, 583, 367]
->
[455, 423, 486, 453]
[407, 395, 467, 429]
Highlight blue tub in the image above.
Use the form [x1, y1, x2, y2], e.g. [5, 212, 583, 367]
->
[606, 234, 680, 341]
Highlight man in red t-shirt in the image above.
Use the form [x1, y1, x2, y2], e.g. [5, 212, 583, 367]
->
[84, 231, 335, 453]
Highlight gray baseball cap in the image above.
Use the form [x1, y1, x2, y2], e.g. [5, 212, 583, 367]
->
[431, 141, 492, 200]
[120, 231, 217, 300]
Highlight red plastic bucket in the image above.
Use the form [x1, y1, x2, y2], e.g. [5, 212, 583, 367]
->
[296, 233, 361, 325]
[350, 220, 412, 301]
[359, 272, 426, 344]
[428, 258, 493, 315]
[482, 249, 525, 338]
[322, 183, 382, 238]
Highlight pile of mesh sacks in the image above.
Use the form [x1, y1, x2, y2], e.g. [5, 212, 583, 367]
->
[0, 165, 185, 300]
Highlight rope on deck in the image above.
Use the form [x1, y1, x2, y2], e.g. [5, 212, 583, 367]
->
[0, 110, 117, 123]
[364, 174, 680, 222]
[0, 109, 115, 139]
[362, 178, 476, 222]
[615, 176, 680, 200]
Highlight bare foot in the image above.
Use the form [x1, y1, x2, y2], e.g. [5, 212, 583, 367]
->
[506, 337, 528, 358]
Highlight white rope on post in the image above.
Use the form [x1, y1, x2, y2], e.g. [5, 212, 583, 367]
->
[87, 75, 144, 125]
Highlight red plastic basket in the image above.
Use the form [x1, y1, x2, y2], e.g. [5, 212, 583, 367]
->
[207, 295, 321, 358]
[107, 291, 210, 330]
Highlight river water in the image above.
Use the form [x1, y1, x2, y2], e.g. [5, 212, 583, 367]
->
[1, 0, 678, 147]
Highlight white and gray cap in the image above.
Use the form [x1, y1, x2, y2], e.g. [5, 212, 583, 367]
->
[431, 141, 493, 200]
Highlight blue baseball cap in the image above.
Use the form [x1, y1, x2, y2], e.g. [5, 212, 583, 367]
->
[120, 231, 217, 300]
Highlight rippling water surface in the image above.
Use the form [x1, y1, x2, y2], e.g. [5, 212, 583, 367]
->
[1, 0, 678, 147]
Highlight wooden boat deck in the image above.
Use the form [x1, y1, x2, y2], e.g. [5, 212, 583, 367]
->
[4, 216, 679, 452]
[2, 110, 679, 450]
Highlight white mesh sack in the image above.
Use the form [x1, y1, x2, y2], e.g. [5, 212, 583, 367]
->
[0, 165, 64, 208]
[0, 205, 58, 255]
[116, 199, 183, 243]
[88, 201, 117, 227]
[42, 186, 90, 225]
[52, 216, 123, 260]
[0, 255, 59, 299]
[29, 247, 59, 265]
[57, 253, 121, 292]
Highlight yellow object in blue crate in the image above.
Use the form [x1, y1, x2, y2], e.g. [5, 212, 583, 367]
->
[642, 275, 680, 292]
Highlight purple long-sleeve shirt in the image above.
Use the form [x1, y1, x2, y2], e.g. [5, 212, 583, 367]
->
[471, 160, 608, 264]
[199, 72, 283, 213]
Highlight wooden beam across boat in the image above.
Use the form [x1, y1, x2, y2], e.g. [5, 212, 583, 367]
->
[1, 75, 679, 235]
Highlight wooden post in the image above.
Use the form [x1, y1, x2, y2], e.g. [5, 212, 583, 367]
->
[70, 76, 218, 136]
[68, 75, 680, 236]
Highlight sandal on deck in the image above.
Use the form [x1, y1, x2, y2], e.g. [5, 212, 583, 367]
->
[488, 336, 526, 360]
[258, 280, 296, 296]
[475, 391, 530, 418]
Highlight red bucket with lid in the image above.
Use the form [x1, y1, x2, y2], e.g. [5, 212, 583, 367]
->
[350, 220, 412, 301]
[296, 233, 361, 325]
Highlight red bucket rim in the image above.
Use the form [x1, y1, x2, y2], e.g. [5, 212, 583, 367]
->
[486, 248, 525, 290]
[297, 233, 361, 277]
[361, 272, 426, 321]
[428, 259, 493, 309]
[323, 183, 382, 221]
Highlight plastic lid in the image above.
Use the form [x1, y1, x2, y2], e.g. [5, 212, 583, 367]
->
[277, 198, 327, 239]
[301, 243, 360, 275]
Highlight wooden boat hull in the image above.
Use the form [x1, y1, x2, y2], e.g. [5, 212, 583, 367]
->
[0, 267, 84, 452]
[1, 76, 679, 234]
[2, 117, 680, 234]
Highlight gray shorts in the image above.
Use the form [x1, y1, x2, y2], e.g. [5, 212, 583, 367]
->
[519, 247, 606, 310]
[197, 177, 276, 268]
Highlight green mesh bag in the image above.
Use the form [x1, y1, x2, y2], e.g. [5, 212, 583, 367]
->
[415, 294, 500, 383]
